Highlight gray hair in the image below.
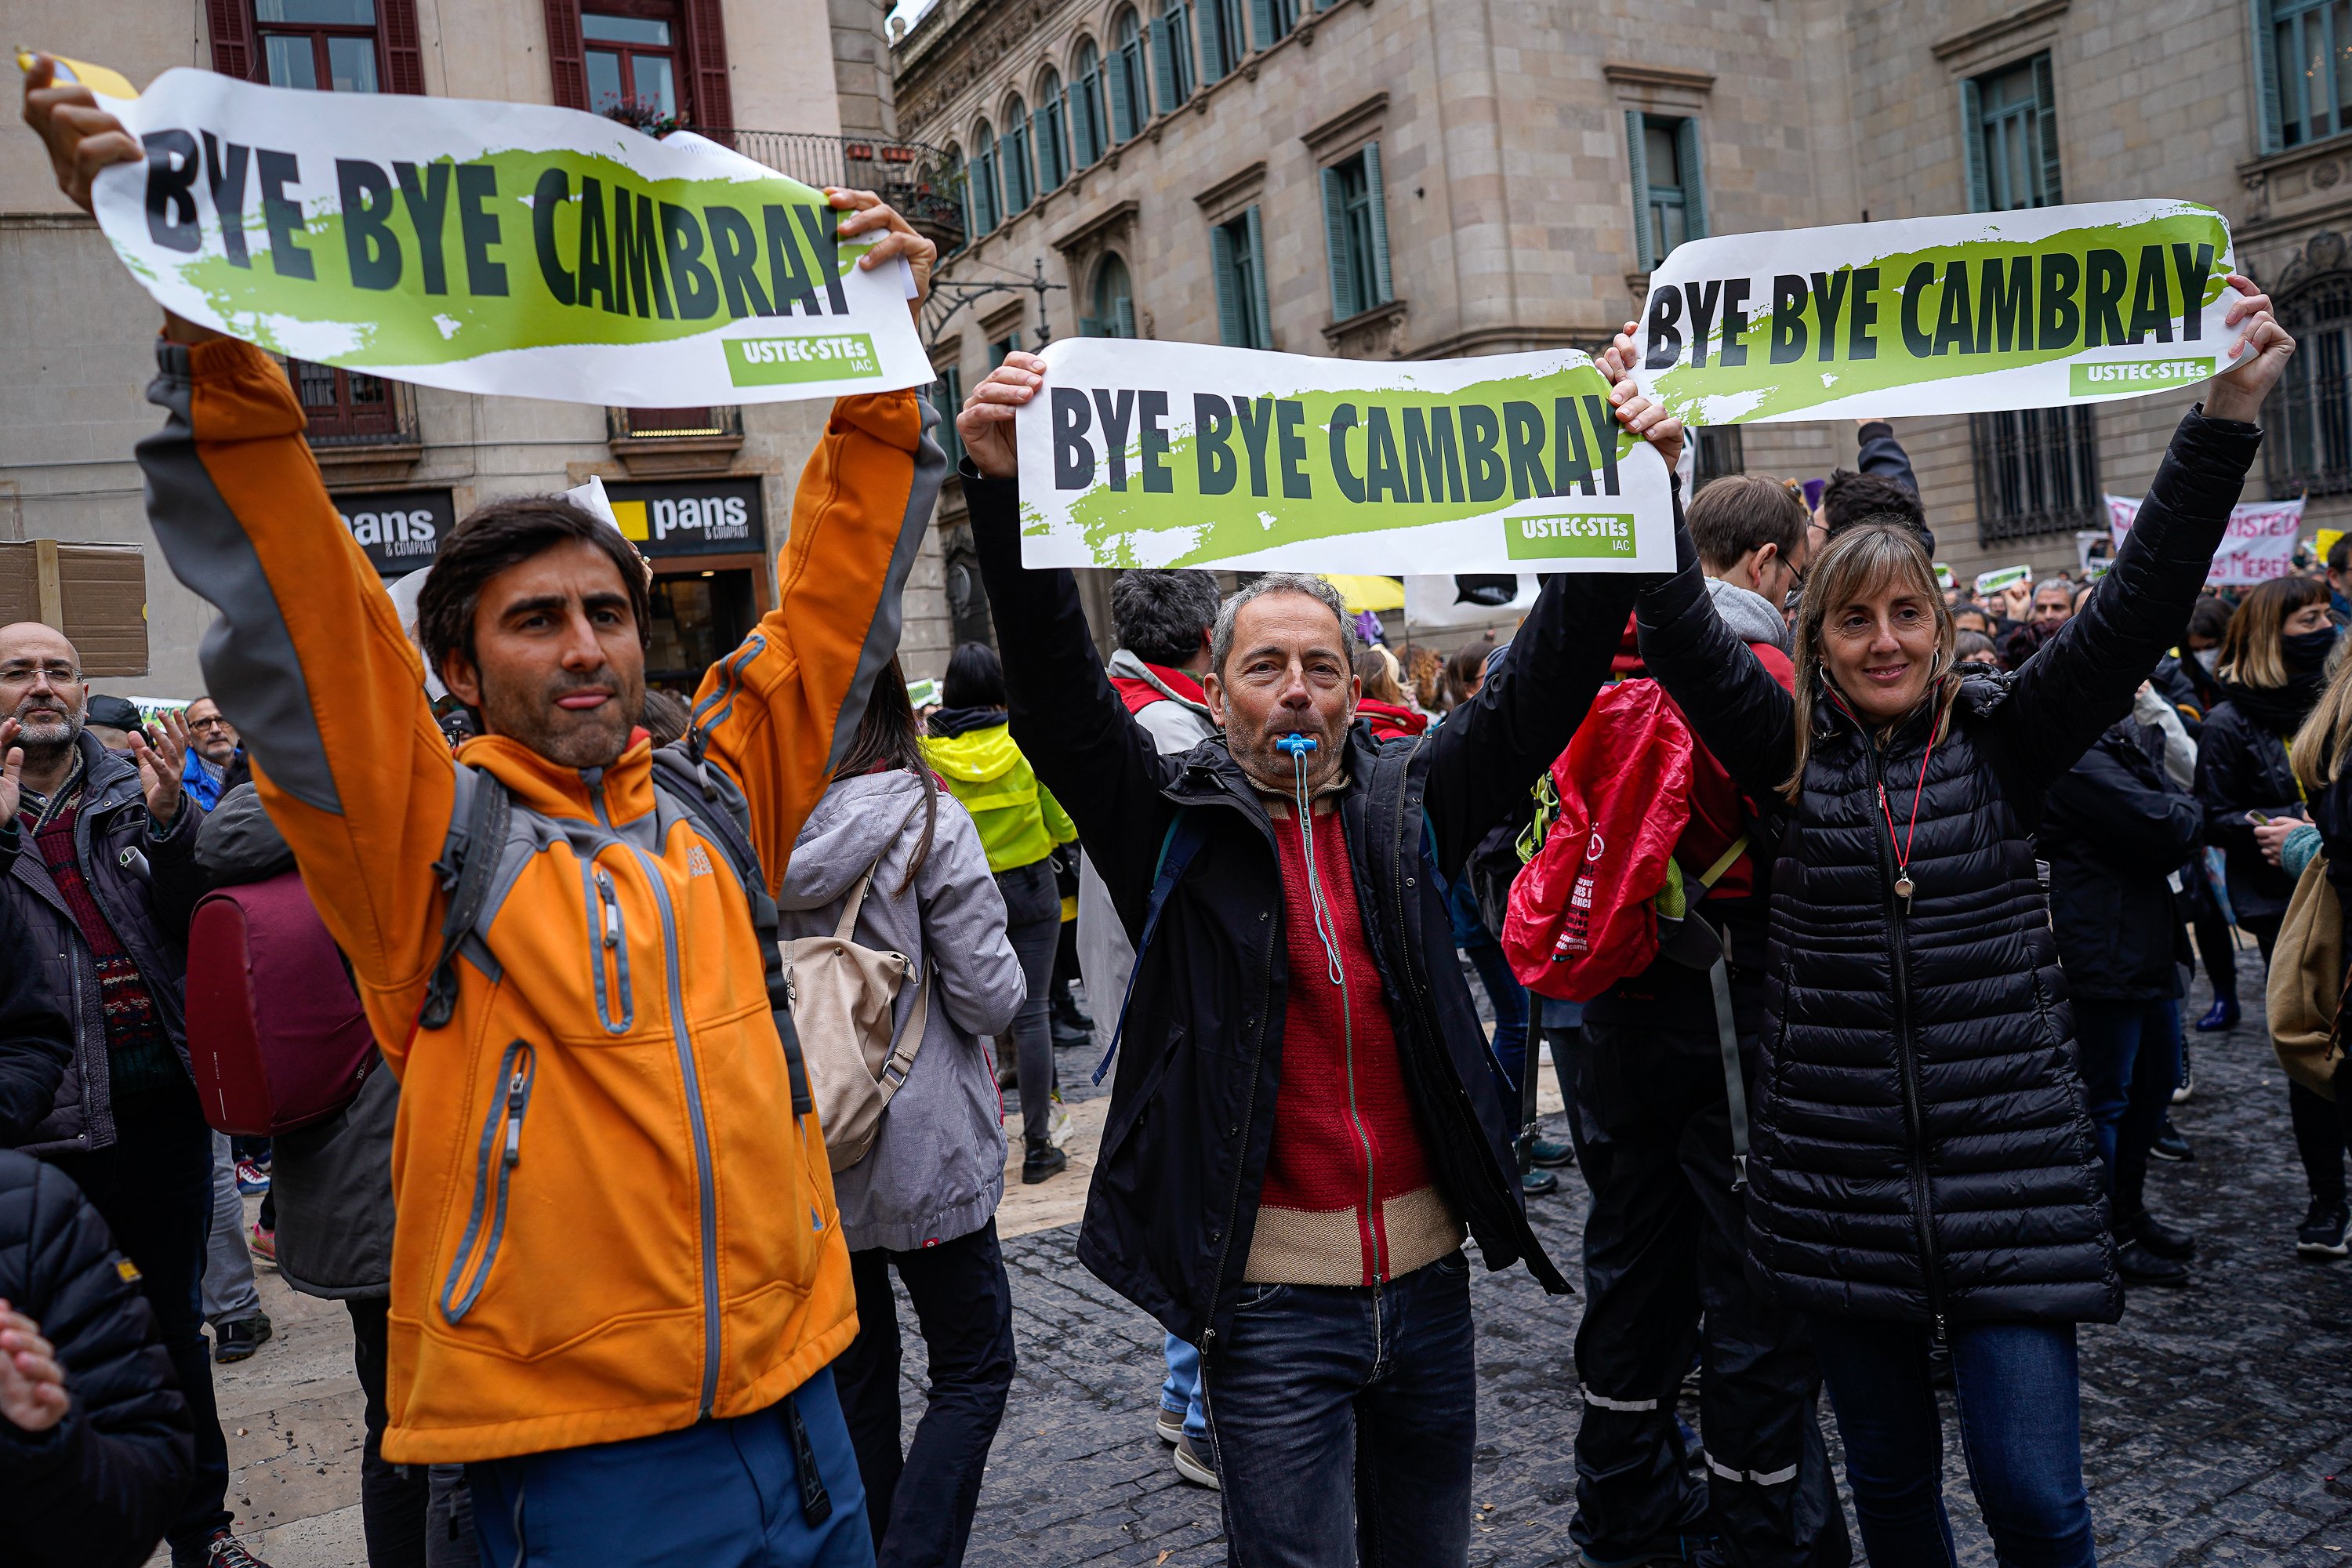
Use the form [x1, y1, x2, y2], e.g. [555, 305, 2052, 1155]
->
[1209, 572, 1362, 677]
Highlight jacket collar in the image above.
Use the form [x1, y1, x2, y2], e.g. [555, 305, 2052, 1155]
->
[22, 730, 143, 830]
[1105, 648, 1214, 717]
[456, 730, 657, 828]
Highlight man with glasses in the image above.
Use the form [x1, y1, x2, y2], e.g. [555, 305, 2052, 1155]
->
[0, 625, 270, 1567]
[179, 698, 245, 812]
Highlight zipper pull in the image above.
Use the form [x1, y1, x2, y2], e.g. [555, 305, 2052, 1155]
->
[503, 1068, 526, 1165]
[1933, 1312, 1948, 1345]
[598, 871, 620, 948]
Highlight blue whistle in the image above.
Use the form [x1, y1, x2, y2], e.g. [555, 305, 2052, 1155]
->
[1276, 733, 1318, 756]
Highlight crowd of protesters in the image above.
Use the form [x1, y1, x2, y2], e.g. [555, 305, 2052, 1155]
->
[6, 51, 2341, 1568]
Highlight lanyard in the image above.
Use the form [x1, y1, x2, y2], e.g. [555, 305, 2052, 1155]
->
[1876, 727, 1939, 907]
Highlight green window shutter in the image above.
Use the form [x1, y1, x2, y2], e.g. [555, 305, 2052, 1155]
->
[1200, 0, 1227, 78]
[1250, 0, 1275, 51]
[1116, 296, 1138, 337]
[1321, 165, 1358, 319]
[1065, 82, 1086, 165]
[1032, 106, 1054, 188]
[2252, 0, 2285, 153]
[1246, 205, 1272, 349]
[1364, 141, 1393, 305]
[1959, 78, 1989, 212]
[1152, 17, 1179, 109]
[2032, 54, 2063, 205]
[1106, 57, 1132, 143]
[1674, 120, 1706, 243]
[1213, 221, 1243, 345]
[1624, 110, 1653, 272]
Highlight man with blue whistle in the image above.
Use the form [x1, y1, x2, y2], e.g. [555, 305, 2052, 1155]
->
[951, 350, 1668, 1568]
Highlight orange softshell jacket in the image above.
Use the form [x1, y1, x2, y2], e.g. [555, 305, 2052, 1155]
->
[136, 339, 945, 1463]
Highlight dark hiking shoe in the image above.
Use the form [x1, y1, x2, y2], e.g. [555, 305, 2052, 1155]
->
[1022, 1136, 1067, 1185]
[2297, 1201, 2351, 1259]
[2193, 998, 2239, 1033]
[1529, 1136, 1577, 1168]
[212, 1314, 273, 1364]
[2121, 1211, 2194, 1260]
[2118, 1239, 2190, 1287]
[1522, 1168, 1560, 1196]
[2150, 1119, 2194, 1163]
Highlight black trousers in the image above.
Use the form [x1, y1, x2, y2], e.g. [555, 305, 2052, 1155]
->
[1569, 1021, 1850, 1568]
[347, 1297, 475, 1568]
[45, 1080, 232, 1558]
[833, 1219, 1017, 1568]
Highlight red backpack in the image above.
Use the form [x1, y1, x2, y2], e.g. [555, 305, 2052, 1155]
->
[185, 871, 378, 1135]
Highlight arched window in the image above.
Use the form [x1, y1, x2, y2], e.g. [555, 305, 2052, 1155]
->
[1109, 9, 1151, 142]
[1152, 0, 1196, 109]
[2270, 255, 2352, 498]
[1036, 67, 1069, 190]
[1003, 95, 1034, 212]
[1087, 253, 1137, 338]
[971, 120, 1001, 234]
[1071, 40, 1107, 167]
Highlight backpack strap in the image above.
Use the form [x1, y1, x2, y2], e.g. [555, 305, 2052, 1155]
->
[1707, 935, 1751, 1194]
[875, 966, 931, 1105]
[1091, 808, 1208, 1087]
[419, 765, 510, 1033]
[1693, 833, 1750, 894]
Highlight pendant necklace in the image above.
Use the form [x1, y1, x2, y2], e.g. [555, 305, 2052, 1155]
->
[1876, 726, 1938, 909]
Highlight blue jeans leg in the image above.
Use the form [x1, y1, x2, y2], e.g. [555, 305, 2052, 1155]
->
[1203, 1254, 1477, 1568]
[1464, 938, 1530, 1079]
[1163, 1334, 1209, 1442]
[1810, 1319, 1961, 1566]
[2069, 999, 2141, 1176]
[467, 1367, 875, 1568]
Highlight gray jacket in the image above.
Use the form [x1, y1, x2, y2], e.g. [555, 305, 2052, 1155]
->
[777, 769, 1025, 1253]
[1076, 650, 1219, 1054]
[7, 731, 202, 1154]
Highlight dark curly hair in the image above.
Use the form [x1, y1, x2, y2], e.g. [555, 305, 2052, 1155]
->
[416, 497, 649, 681]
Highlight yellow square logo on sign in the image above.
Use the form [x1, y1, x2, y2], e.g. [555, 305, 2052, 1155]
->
[608, 500, 650, 542]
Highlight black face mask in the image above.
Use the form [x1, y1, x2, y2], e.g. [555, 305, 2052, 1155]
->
[2283, 626, 2340, 672]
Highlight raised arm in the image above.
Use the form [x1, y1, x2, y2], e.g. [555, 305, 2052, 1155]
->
[1634, 519, 1801, 804]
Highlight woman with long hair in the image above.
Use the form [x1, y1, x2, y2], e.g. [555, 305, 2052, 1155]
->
[782, 655, 1028, 1565]
[1599, 278, 2291, 1566]
[1353, 644, 1429, 740]
[2286, 659, 2352, 1256]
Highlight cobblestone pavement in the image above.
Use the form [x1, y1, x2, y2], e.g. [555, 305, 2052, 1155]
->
[920, 953, 2352, 1566]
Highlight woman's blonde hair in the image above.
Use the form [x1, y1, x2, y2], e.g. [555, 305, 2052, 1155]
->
[1355, 644, 1407, 705]
[2292, 635, 2352, 793]
[1780, 523, 1960, 800]
[2216, 575, 2328, 690]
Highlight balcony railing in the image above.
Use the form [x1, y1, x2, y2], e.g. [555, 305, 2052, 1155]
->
[701, 130, 964, 247]
[285, 358, 419, 450]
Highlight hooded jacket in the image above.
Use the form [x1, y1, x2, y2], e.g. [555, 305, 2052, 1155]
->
[776, 770, 1025, 1252]
[5, 731, 204, 1156]
[920, 718, 1077, 876]
[1635, 407, 2258, 1327]
[2197, 668, 2327, 925]
[136, 338, 942, 1464]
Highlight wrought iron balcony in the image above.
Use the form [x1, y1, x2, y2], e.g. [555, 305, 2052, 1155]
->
[700, 130, 964, 248]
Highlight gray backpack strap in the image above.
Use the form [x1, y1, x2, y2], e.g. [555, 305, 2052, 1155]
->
[420, 764, 510, 1032]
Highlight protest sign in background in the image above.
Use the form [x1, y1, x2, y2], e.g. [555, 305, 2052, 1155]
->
[77, 66, 931, 405]
[1632, 201, 2238, 426]
[1016, 340, 1676, 573]
[2106, 492, 2303, 586]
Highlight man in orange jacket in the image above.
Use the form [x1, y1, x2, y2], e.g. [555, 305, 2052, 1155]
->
[28, 68, 944, 1568]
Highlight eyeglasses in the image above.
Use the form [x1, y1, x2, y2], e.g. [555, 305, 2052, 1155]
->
[187, 715, 234, 732]
[0, 661, 81, 688]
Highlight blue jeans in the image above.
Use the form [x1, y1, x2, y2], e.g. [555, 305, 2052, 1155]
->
[1446, 873, 1528, 1071]
[1811, 1319, 2096, 1568]
[1203, 1254, 1477, 1567]
[2071, 998, 2180, 1221]
[467, 1366, 875, 1567]
[1162, 1334, 1209, 1442]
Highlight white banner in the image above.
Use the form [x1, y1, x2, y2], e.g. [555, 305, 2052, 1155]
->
[2106, 492, 2304, 586]
[1403, 575, 1540, 629]
[79, 65, 930, 405]
[1016, 339, 1676, 573]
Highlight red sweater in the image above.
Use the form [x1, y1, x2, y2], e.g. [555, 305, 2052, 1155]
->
[1248, 799, 1461, 1286]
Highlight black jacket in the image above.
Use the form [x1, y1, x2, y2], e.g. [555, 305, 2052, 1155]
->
[0, 831, 73, 1145]
[2196, 677, 2322, 926]
[2044, 722, 2201, 1003]
[0, 1149, 193, 1568]
[1636, 408, 2259, 1327]
[1855, 419, 1933, 556]
[5, 731, 203, 1155]
[967, 467, 1638, 1348]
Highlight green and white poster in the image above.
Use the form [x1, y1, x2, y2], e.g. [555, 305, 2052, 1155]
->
[1016, 341, 1676, 573]
[1630, 200, 2238, 426]
[79, 66, 931, 405]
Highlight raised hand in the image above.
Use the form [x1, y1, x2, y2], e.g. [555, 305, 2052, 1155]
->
[827, 189, 938, 319]
[956, 351, 1047, 481]
[0, 720, 20, 827]
[1598, 318, 1686, 473]
[126, 708, 189, 826]
[2205, 274, 2295, 423]
[0, 1303, 67, 1434]
[18, 53, 141, 216]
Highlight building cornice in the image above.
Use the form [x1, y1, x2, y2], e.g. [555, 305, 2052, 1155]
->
[1930, 0, 2071, 64]
[1301, 91, 1389, 157]
[1193, 160, 1269, 213]
[1051, 198, 1141, 253]
[1599, 64, 1715, 94]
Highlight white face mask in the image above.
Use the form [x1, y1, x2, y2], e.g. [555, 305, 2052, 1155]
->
[2194, 647, 2220, 673]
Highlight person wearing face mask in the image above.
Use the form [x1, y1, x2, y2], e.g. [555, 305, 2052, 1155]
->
[1599, 276, 2292, 1568]
[950, 350, 1635, 1566]
[2197, 574, 2349, 1255]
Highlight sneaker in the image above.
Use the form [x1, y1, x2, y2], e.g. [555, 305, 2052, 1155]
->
[1174, 1432, 1220, 1489]
[2120, 1211, 2195, 1260]
[2150, 1119, 2194, 1163]
[1155, 1405, 1185, 1445]
[2193, 997, 2239, 1033]
[1047, 1102, 1076, 1149]
[234, 1159, 271, 1196]
[1522, 1168, 1559, 1196]
[2172, 1044, 2194, 1104]
[195, 1530, 274, 1568]
[2117, 1239, 2190, 1287]
[249, 1221, 277, 1266]
[2297, 1201, 2351, 1259]
[1022, 1137, 1067, 1185]
[1529, 1136, 1577, 1169]
[212, 1314, 273, 1364]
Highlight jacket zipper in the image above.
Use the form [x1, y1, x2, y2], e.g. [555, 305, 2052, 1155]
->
[1864, 739, 1950, 1341]
[627, 844, 725, 1417]
[439, 1040, 535, 1324]
[1198, 786, 1279, 1359]
[586, 863, 634, 1033]
[1312, 804, 1382, 1283]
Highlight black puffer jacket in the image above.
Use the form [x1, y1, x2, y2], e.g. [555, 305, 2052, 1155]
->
[1637, 408, 2259, 1327]
[0, 829, 73, 1145]
[967, 466, 1639, 1347]
[0, 1149, 193, 1568]
[2196, 674, 2324, 925]
[2044, 722, 2200, 1003]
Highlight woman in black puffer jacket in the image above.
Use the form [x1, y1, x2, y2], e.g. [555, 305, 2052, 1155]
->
[1604, 278, 2290, 1568]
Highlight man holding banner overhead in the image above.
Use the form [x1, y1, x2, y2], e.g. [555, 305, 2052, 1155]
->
[26, 56, 946, 1568]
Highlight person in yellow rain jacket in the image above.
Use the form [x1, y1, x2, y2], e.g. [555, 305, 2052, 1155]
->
[24, 70, 942, 1568]
[920, 643, 1077, 1185]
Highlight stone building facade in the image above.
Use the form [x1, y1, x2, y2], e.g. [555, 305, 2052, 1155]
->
[896, 0, 2352, 624]
[0, 0, 949, 694]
